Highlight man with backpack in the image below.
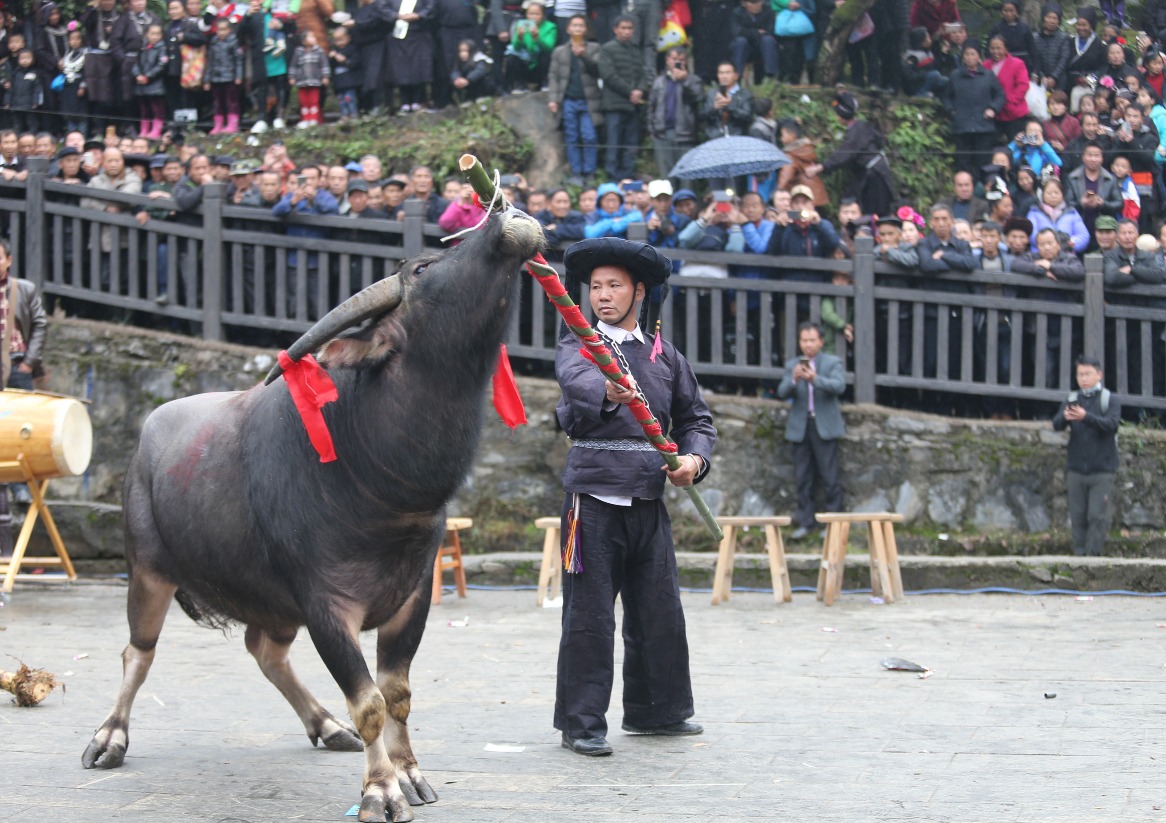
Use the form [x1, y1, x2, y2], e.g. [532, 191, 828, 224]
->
[1052, 356, 1121, 556]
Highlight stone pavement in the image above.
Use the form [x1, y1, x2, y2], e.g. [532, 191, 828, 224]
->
[0, 581, 1163, 822]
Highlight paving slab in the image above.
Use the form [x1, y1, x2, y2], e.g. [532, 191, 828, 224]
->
[0, 582, 1164, 822]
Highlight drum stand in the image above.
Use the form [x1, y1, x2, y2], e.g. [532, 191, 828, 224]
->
[0, 453, 77, 593]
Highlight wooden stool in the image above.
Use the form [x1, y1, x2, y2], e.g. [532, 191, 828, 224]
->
[534, 516, 562, 607]
[815, 512, 905, 606]
[431, 517, 472, 605]
[710, 516, 793, 605]
[0, 454, 77, 594]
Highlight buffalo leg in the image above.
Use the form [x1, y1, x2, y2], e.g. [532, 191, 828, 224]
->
[243, 625, 363, 752]
[305, 610, 413, 823]
[82, 570, 177, 769]
[377, 592, 438, 807]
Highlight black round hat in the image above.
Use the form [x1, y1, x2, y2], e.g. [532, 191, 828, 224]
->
[563, 237, 671, 294]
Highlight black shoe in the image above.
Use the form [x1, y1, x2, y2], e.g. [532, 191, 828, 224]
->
[621, 720, 703, 736]
[561, 733, 613, 756]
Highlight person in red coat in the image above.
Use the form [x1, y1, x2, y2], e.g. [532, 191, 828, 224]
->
[909, 0, 961, 36]
[984, 34, 1030, 139]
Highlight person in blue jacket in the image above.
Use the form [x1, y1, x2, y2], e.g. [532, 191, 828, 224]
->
[584, 181, 644, 238]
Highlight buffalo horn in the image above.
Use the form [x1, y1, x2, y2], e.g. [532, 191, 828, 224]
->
[263, 274, 404, 385]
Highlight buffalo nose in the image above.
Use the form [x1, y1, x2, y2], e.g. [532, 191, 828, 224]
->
[500, 208, 544, 253]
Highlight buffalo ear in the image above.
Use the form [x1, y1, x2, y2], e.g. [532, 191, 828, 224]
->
[318, 321, 402, 370]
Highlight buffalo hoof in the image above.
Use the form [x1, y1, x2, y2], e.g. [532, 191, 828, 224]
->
[387, 792, 414, 822]
[81, 738, 126, 770]
[321, 726, 364, 752]
[404, 768, 438, 804]
[357, 794, 386, 823]
[398, 777, 423, 806]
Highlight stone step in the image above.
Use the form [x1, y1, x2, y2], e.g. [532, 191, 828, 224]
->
[440, 552, 1166, 594]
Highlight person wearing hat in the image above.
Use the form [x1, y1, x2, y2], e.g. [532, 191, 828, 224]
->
[52, 147, 90, 185]
[1067, 8, 1107, 112]
[671, 188, 698, 221]
[805, 91, 895, 216]
[227, 159, 257, 204]
[553, 237, 715, 757]
[1093, 214, 1119, 251]
[346, 178, 389, 219]
[584, 181, 644, 239]
[644, 179, 689, 248]
[764, 184, 839, 276]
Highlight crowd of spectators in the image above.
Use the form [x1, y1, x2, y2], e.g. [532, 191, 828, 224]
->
[0, 0, 1163, 420]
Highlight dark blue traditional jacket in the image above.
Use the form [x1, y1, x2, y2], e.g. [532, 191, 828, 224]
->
[555, 323, 716, 500]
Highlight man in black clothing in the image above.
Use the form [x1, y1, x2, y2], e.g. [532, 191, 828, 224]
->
[1052, 356, 1121, 556]
[554, 237, 715, 758]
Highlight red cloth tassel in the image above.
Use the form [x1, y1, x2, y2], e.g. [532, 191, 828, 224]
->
[277, 351, 339, 463]
[492, 344, 527, 429]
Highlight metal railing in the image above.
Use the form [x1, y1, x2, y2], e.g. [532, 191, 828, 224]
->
[6, 157, 1165, 411]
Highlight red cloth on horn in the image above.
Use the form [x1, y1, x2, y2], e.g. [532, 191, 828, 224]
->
[277, 351, 339, 463]
[492, 344, 527, 429]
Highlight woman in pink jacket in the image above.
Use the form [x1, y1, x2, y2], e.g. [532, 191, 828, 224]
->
[438, 183, 487, 243]
[983, 34, 1030, 141]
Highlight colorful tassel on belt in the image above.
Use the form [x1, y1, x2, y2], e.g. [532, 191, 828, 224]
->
[562, 493, 583, 574]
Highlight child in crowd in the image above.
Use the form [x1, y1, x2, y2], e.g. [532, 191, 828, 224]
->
[902, 27, 946, 98]
[289, 29, 328, 128]
[327, 26, 361, 122]
[9, 49, 43, 133]
[252, 1, 289, 132]
[132, 23, 169, 139]
[60, 26, 88, 134]
[204, 17, 243, 134]
[450, 38, 494, 103]
[820, 264, 854, 352]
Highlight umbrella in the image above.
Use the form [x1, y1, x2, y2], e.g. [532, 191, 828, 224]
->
[668, 136, 790, 180]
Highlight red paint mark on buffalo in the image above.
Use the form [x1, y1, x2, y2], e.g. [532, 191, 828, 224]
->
[166, 424, 218, 492]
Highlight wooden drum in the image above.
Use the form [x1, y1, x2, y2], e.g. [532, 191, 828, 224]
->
[0, 390, 93, 482]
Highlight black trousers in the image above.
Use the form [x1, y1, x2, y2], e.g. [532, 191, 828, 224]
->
[793, 422, 843, 528]
[554, 494, 693, 740]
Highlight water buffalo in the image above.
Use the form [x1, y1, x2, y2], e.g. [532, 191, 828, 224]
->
[82, 207, 545, 823]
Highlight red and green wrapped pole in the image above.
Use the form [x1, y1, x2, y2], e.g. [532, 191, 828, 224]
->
[459, 155, 723, 542]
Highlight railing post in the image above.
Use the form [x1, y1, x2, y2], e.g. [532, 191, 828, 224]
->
[403, 199, 425, 258]
[201, 182, 226, 341]
[626, 222, 648, 242]
[24, 157, 47, 291]
[1083, 253, 1105, 361]
[852, 235, 876, 404]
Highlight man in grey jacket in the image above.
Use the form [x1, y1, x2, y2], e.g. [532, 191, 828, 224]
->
[647, 46, 703, 185]
[778, 322, 846, 539]
[597, 16, 647, 181]
[1064, 143, 1123, 245]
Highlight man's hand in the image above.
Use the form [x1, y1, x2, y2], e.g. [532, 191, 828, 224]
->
[1120, 264, 1132, 275]
[664, 453, 702, 487]
[135, 211, 149, 225]
[1043, 76, 1056, 89]
[16, 362, 31, 373]
[793, 362, 815, 382]
[713, 91, 730, 110]
[932, 249, 946, 259]
[1064, 404, 1086, 422]
[984, 108, 995, 119]
[630, 89, 644, 104]
[547, 99, 558, 113]
[804, 162, 823, 178]
[605, 376, 638, 405]
[843, 323, 854, 343]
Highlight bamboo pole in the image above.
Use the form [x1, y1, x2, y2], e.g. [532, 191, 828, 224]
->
[460, 155, 723, 542]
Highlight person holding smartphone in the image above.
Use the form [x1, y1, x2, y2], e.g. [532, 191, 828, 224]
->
[1052, 356, 1121, 556]
[777, 322, 846, 541]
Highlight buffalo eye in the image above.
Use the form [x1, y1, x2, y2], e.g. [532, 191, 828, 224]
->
[413, 263, 429, 276]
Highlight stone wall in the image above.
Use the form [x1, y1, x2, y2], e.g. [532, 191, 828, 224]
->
[32, 319, 1166, 563]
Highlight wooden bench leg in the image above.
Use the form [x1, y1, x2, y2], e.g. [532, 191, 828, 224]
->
[883, 522, 905, 601]
[765, 524, 792, 604]
[834, 522, 851, 603]
[710, 526, 738, 605]
[816, 524, 831, 602]
[450, 531, 467, 599]
[868, 521, 893, 604]
[537, 525, 561, 607]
